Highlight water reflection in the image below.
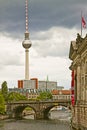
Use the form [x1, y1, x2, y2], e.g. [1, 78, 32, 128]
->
[23, 109, 71, 122]
[23, 114, 34, 119]
[0, 109, 72, 130]
[49, 110, 71, 122]
[22, 107, 35, 119]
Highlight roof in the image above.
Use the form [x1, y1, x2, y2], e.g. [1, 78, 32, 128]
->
[52, 90, 71, 95]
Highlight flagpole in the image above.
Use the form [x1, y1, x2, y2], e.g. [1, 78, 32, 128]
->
[81, 11, 82, 37]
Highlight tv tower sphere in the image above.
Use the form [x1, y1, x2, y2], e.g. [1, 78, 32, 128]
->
[22, 33, 32, 49]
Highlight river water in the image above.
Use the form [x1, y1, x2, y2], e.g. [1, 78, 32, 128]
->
[0, 110, 72, 130]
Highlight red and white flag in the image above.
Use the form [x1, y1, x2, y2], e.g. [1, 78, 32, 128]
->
[82, 16, 86, 28]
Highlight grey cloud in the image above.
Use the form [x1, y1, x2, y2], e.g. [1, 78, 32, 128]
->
[0, 51, 24, 67]
[0, 0, 87, 38]
[31, 27, 72, 58]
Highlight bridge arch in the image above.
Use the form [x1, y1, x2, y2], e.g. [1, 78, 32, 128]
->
[43, 105, 55, 119]
[13, 105, 36, 119]
[43, 103, 71, 119]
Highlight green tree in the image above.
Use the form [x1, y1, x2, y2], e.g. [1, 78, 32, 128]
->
[0, 92, 5, 114]
[37, 91, 52, 100]
[1, 81, 8, 101]
[7, 92, 27, 101]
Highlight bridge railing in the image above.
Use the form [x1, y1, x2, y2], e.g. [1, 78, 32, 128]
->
[6, 99, 71, 105]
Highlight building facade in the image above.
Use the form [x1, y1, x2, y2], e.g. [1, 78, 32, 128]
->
[18, 78, 38, 89]
[17, 79, 57, 99]
[69, 33, 87, 130]
[38, 81, 57, 91]
[18, 79, 57, 91]
[52, 89, 71, 101]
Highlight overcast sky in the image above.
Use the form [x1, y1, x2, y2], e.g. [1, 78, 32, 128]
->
[0, 0, 87, 89]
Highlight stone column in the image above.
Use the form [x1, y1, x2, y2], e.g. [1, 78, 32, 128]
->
[76, 63, 81, 102]
[35, 111, 44, 119]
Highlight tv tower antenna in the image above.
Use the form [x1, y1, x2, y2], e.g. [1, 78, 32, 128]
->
[22, 0, 32, 80]
[25, 0, 29, 32]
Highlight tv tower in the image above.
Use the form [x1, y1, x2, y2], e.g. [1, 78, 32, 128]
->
[18, 0, 38, 89]
[22, 0, 32, 80]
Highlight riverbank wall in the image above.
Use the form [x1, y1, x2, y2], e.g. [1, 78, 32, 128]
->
[0, 115, 9, 120]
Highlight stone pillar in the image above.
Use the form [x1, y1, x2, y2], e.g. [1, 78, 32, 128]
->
[6, 105, 15, 118]
[77, 64, 81, 101]
[35, 111, 44, 120]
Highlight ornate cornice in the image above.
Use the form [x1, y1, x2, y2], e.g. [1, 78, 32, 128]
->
[76, 33, 83, 45]
[69, 41, 77, 60]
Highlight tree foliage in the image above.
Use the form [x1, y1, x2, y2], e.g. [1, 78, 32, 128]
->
[0, 91, 5, 114]
[37, 91, 52, 100]
[7, 92, 27, 101]
[1, 81, 8, 101]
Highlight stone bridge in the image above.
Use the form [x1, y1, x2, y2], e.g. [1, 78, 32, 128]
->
[6, 99, 71, 119]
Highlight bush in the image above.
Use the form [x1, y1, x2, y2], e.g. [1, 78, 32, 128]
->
[37, 91, 52, 100]
[7, 92, 27, 101]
